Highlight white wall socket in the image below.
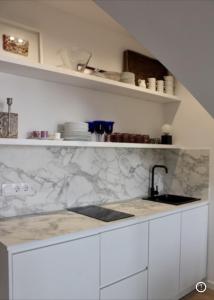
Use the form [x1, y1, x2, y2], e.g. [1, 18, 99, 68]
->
[1, 183, 33, 196]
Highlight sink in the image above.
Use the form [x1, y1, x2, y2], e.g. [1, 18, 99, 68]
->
[147, 194, 201, 205]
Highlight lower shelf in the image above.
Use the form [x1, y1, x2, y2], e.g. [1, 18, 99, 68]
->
[0, 138, 180, 149]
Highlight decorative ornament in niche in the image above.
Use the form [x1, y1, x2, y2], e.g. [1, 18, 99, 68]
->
[2, 34, 29, 56]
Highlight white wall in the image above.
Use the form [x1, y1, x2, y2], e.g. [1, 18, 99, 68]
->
[0, 1, 164, 137]
[0, 0, 152, 71]
[0, 72, 164, 138]
[0, 0, 163, 138]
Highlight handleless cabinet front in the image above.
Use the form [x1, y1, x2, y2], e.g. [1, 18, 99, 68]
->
[180, 205, 208, 295]
[12, 236, 99, 300]
[148, 213, 181, 300]
[100, 222, 148, 287]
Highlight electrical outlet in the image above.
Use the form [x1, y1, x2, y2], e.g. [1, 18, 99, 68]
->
[1, 183, 33, 196]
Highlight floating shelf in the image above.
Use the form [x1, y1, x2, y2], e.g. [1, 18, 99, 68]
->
[0, 56, 181, 104]
[0, 138, 181, 149]
[0, 139, 209, 150]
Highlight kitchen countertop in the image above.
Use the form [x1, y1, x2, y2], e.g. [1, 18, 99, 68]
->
[0, 198, 208, 251]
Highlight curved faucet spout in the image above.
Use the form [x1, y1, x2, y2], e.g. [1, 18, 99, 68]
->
[150, 165, 168, 198]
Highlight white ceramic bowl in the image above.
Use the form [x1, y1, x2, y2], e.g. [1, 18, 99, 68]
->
[120, 72, 135, 80]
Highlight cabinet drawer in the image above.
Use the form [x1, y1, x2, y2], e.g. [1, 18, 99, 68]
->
[101, 222, 148, 286]
[100, 270, 147, 300]
[12, 236, 99, 300]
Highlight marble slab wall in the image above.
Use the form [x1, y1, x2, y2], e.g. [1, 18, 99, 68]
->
[0, 146, 210, 218]
[164, 149, 210, 199]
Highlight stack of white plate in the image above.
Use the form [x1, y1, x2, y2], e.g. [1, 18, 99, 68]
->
[164, 76, 174, 95]
[148, 77, 156, 91]
[157, 80, 164, 93]
[64, 122, 91, 141]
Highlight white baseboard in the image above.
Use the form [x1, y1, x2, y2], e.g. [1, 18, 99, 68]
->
[207, 280, 214, 290]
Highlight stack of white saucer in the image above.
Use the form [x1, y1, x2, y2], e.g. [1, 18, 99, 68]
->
[148, 77, 156, 91]
[157, 80, 164, 93]
[63, 122, 91, 141]
[164, 76, 174, 95]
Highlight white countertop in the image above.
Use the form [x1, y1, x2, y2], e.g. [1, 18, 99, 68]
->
[0, 198, 208, 252]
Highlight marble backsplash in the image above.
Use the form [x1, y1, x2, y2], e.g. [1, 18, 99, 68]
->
[0, 146, 210, 218]
[165, 149, 210, 199]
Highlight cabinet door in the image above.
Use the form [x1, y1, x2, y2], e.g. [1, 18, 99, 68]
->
[100, 271, 147, 300]
[180, 205, 208, 294]
[101, 222, 148, 286]
[12, 236, 99, 300]
[148, 213, 180, 300]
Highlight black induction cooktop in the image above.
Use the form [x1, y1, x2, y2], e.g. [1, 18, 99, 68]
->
[67, 205, 134, 222]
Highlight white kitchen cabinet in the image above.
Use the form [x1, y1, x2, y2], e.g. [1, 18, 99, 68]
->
[100, 270, 147, 300]
[12, 235, 99, 300]
[0, 203, 209, 300]
[179, 205, 208, 296]
[100, 222, 148, 287]
[148, 213, 181, 300]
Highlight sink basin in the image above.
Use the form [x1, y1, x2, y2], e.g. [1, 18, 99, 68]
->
[147, 194, 201, 205]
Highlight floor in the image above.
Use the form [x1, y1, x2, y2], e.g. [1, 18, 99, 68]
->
[182, 289, 214, 300]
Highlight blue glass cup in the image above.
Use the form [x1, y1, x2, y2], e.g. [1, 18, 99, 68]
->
[94, 120, 105, 142]
[104, 121, 114, 135]
[104, 121, 114, 142]
[87, 121, 95, 134]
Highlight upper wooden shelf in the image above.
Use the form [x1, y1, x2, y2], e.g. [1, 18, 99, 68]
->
[0, 56, 181, 104]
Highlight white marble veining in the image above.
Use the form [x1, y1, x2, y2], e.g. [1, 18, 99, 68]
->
[0, 198, 208, 248]
[0, 146, 209, 218]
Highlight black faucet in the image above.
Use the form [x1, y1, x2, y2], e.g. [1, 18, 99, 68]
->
[150, 165, 168, 198]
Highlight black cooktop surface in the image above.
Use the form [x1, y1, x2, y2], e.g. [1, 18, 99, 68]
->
[67, 205, 134, 222]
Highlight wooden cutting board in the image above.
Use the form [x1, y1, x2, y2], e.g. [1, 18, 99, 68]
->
[123, 50, 169, 85]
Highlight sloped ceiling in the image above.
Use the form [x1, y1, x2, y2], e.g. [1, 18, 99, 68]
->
[43, 0, 126, 33]
[96, 0, 214, 117]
